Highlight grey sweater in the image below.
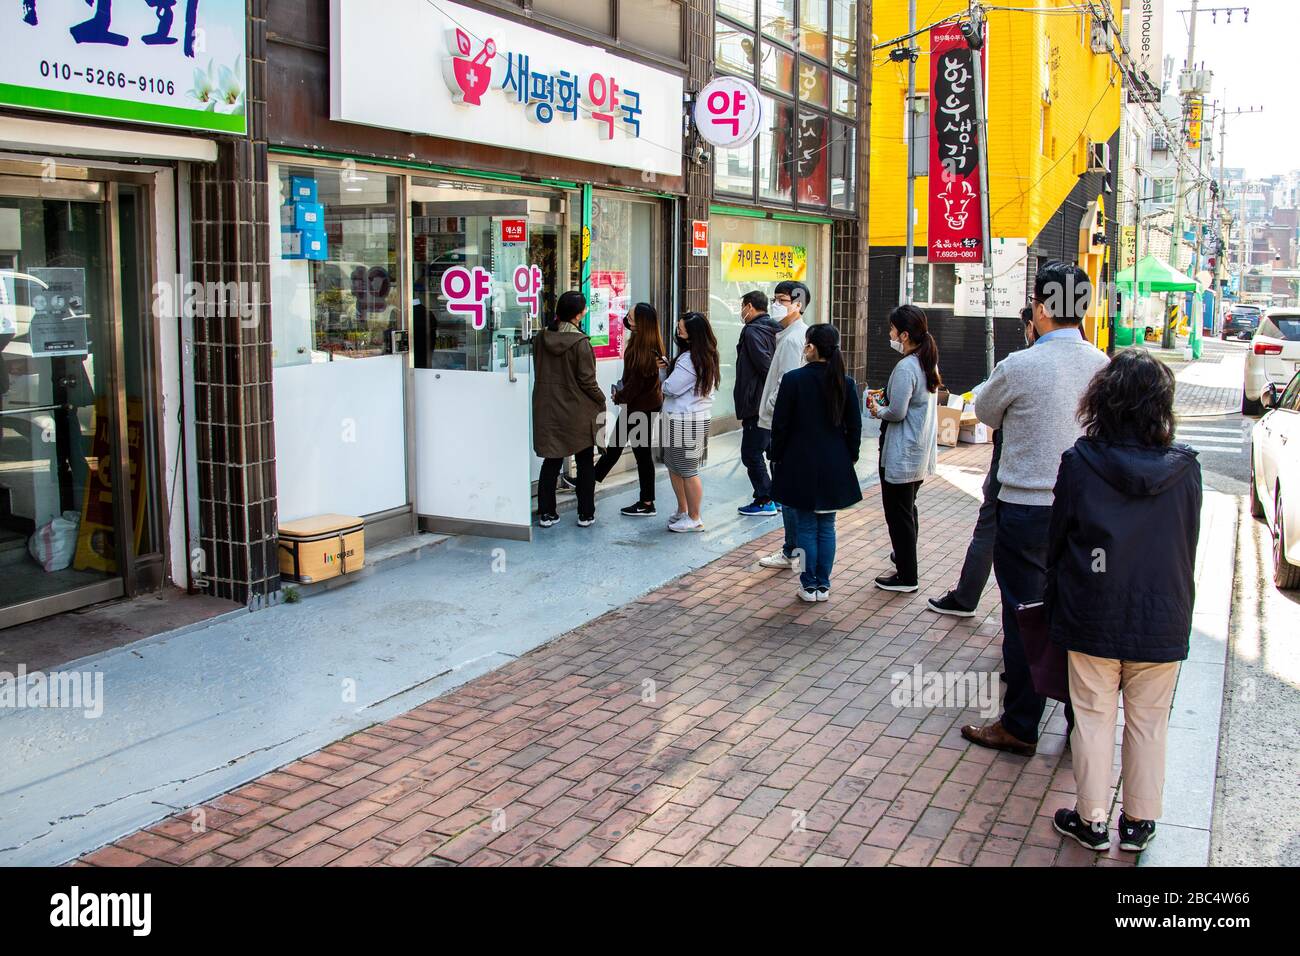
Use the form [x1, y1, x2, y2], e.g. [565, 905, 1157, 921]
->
[876, 353, 938, 484]
[974, 332, 1109, 506]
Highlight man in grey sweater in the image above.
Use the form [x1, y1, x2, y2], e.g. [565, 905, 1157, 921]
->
[962, 261, 1109, 757]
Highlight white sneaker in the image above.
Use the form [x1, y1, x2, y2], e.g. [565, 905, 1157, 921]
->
[797, 587, 819, 602]
[668, 516, 704, 533]
[759, 551, 793, 569]
[815, 589, 829, 602]
[668, 511, 686, 526]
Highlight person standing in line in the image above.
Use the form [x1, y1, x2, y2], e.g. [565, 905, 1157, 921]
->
[734, 290, 784, 517]
[661, 311, 721, 533]
[533, 290, 606, 528]
[928, 306, 1038, 617]
[595, 302, 665, 517]
[866, 304, 941, 593]
[755, 280, 812, 569]
[962, 260, 1109, 757]
[1048, 349, 1201, 853]
[769, 324, 863, 602]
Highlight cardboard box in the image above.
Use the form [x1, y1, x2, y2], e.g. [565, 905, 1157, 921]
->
[281, 226, 327, 260]
[278, 514, 365, 584]
[281, 201, 324, 230]
[960, 423, 994, 444]
[288, 175, 318, 203]
[937, 405, 961, 447]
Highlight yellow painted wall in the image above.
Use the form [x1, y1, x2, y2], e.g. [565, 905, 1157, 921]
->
[868, 1, 1123, 249]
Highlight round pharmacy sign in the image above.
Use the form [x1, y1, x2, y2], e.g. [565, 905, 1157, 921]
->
[694, 76, 764, 149]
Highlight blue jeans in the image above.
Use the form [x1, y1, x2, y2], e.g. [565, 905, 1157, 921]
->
[795, 510, 837, 591]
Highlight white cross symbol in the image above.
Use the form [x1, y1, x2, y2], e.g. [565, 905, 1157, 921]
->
[466, 66, 478, 86]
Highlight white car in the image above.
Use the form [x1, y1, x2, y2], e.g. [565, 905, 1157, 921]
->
[1242, 309, 1300, 415]
[1250, 371, 1300, 589]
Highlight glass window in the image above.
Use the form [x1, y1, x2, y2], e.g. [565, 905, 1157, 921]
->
[832, 73, 856, 117]
[622, 0, 682, 60]
[760, 0, 795, 43]
[717, 0, 755, 27]
[271, 165, 402, 367]
[714, 142, 756, 197]
[533, 0, 612, 36]
[910, 261, 956, 307]
[801, 0, 829, 61]
[830, 121, 856, 209]
[798, 59, 829, 109]
[716, 18, 756, 78]
[758, 95, 795, 203]
[831, 0, 857, 74]
[796, 112, 830, 206]
[760, 41, 795, 94]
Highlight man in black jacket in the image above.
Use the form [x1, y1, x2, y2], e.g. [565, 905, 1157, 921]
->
[734, 290, 783, 516]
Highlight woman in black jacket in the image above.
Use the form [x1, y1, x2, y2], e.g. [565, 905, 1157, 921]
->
[1047, 348, 1202, 855]
[595, 303, 665, 516]
[769, 323, 862, 602]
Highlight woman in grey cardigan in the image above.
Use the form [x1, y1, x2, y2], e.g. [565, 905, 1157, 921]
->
[866, 304, 940, 592]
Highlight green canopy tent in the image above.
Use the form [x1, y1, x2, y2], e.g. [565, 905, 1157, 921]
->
[1113, 255, 1201, 346]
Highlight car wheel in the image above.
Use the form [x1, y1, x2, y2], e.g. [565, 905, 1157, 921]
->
[1275, 492, 1300, 591]
[1249, 456, 1266, 520]
[1242, 390, 1264, 416]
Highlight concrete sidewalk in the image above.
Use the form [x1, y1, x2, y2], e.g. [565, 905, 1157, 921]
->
[72, 439, 1235, 868]
[0, 427, 878, 866]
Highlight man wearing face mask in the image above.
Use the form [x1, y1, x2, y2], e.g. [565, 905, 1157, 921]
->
[735, 291, 783, 516]
[756, 280, 812, 570]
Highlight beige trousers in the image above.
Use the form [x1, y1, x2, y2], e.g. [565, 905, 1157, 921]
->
[1067, 650, 1181, 824]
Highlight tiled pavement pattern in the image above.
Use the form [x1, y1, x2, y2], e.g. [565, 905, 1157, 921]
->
[80, 443, 1133, 868]
[1175, 381, 1241, 417]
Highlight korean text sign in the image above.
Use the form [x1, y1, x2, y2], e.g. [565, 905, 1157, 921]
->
[0, 0, 248, 134]
[927, 23, 985, 264]
[720, 243, 807, 283]
[331, 0, 683, 177]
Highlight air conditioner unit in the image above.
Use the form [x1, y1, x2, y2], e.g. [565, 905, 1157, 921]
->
[1087, 141, 1110, 173]
[1151, 136, 1168, 152]
[1090, 18, 1113, 55]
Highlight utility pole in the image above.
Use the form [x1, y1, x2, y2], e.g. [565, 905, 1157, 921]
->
[902, 0, 918, 305]
[963, 1, 994, 377]
[1163, 0, 1198, 350]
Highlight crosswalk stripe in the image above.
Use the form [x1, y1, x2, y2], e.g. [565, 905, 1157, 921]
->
[1178, 436, 1242, 445]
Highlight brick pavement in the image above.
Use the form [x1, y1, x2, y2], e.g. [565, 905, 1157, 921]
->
[79, 442, 1133, 868]
[1175, 381, 1240, 417]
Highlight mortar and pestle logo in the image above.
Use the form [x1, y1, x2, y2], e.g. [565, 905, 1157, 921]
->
[444, 27, 496, 106]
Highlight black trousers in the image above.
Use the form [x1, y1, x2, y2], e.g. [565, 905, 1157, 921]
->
[538, 447, 595, 518]
[594, 441, 656, 503]
[880, 471, 921, 585]
[993, 501, 1052, 744]
[739, 416, 773, 502]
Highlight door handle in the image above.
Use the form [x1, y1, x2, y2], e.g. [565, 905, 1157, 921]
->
[505, 339, 516, 383]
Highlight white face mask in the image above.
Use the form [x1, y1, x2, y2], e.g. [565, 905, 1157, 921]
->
[769, 300, 789, 321]
[889, 337, 904, 354]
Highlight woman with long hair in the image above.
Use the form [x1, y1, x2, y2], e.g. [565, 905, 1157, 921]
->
[595, 302, 665, 516]
[661, 311, 721, 533]
[866, 304, 941, 592]
[532, 290, 606, 528]
[769, 323, 863, 601]
[1048, 349, 1201, 854]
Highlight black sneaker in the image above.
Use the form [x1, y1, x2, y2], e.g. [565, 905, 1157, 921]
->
[537, 513, 559, 528]
[1053, 808, 1111, 851]
[1118, 813, 1156, 852]
[874, 573, 918, 593]
[620, 501, 657, 517]
[577, 515, 596, 528]
[927, 591, 976, 617]
[558, 474, 577, 492]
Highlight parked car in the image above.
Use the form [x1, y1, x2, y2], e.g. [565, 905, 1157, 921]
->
[1221, 305, 1260, 341]
[1250, 371, 1300, 589]
[1242, 309, 1300, 415]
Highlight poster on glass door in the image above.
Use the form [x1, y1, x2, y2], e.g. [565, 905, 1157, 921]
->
[588, 270, 626, 360]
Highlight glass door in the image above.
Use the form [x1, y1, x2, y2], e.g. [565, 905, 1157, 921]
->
[0, 179, 129, 626]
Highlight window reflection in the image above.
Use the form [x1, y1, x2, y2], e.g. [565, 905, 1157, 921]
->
[759, 95, 795, 202]
[832, 0, 857, 74]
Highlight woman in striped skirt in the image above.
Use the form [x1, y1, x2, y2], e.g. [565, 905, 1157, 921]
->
[660, 311, 721, 533]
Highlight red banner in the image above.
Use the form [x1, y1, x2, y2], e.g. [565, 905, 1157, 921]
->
[928, 23, 985, 263]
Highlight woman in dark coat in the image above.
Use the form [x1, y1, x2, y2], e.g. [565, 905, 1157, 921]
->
[769, 323, 862, 602]
[1047, 348, 1202, 855]
[594, 302, 665, 516]
[533, 290, 606, 528]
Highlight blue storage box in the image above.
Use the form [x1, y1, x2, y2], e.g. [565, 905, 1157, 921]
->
[281, 201, 324, 231]
[288, 176, 318, 203]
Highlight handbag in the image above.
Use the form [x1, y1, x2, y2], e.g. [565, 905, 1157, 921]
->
[1015, 601, 1070, 703]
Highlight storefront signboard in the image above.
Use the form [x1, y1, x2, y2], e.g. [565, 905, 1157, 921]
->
[0, 0, 248, 134]
[331, 0, 683, 177]
[692, 220, 709, 258]
[720, 243, 807, 283]
[501, 218, 527, 245]
[440, 265, 492, 331]
[694, 76, 763, 149]
[512, 264, 542, 320]
[589, 270, 627, 360]
[954, 238, 1027, 318]
[927, 22, 985, 264]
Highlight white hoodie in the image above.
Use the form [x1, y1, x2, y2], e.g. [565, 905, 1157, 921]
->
[757, 317, 808, 430]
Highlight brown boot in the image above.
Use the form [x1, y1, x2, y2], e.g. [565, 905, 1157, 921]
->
[961, 720, 1036, 757]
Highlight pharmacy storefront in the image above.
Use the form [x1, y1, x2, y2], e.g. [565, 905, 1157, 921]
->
[268, 0, 684, 544]
[0, 1, 246, 627]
